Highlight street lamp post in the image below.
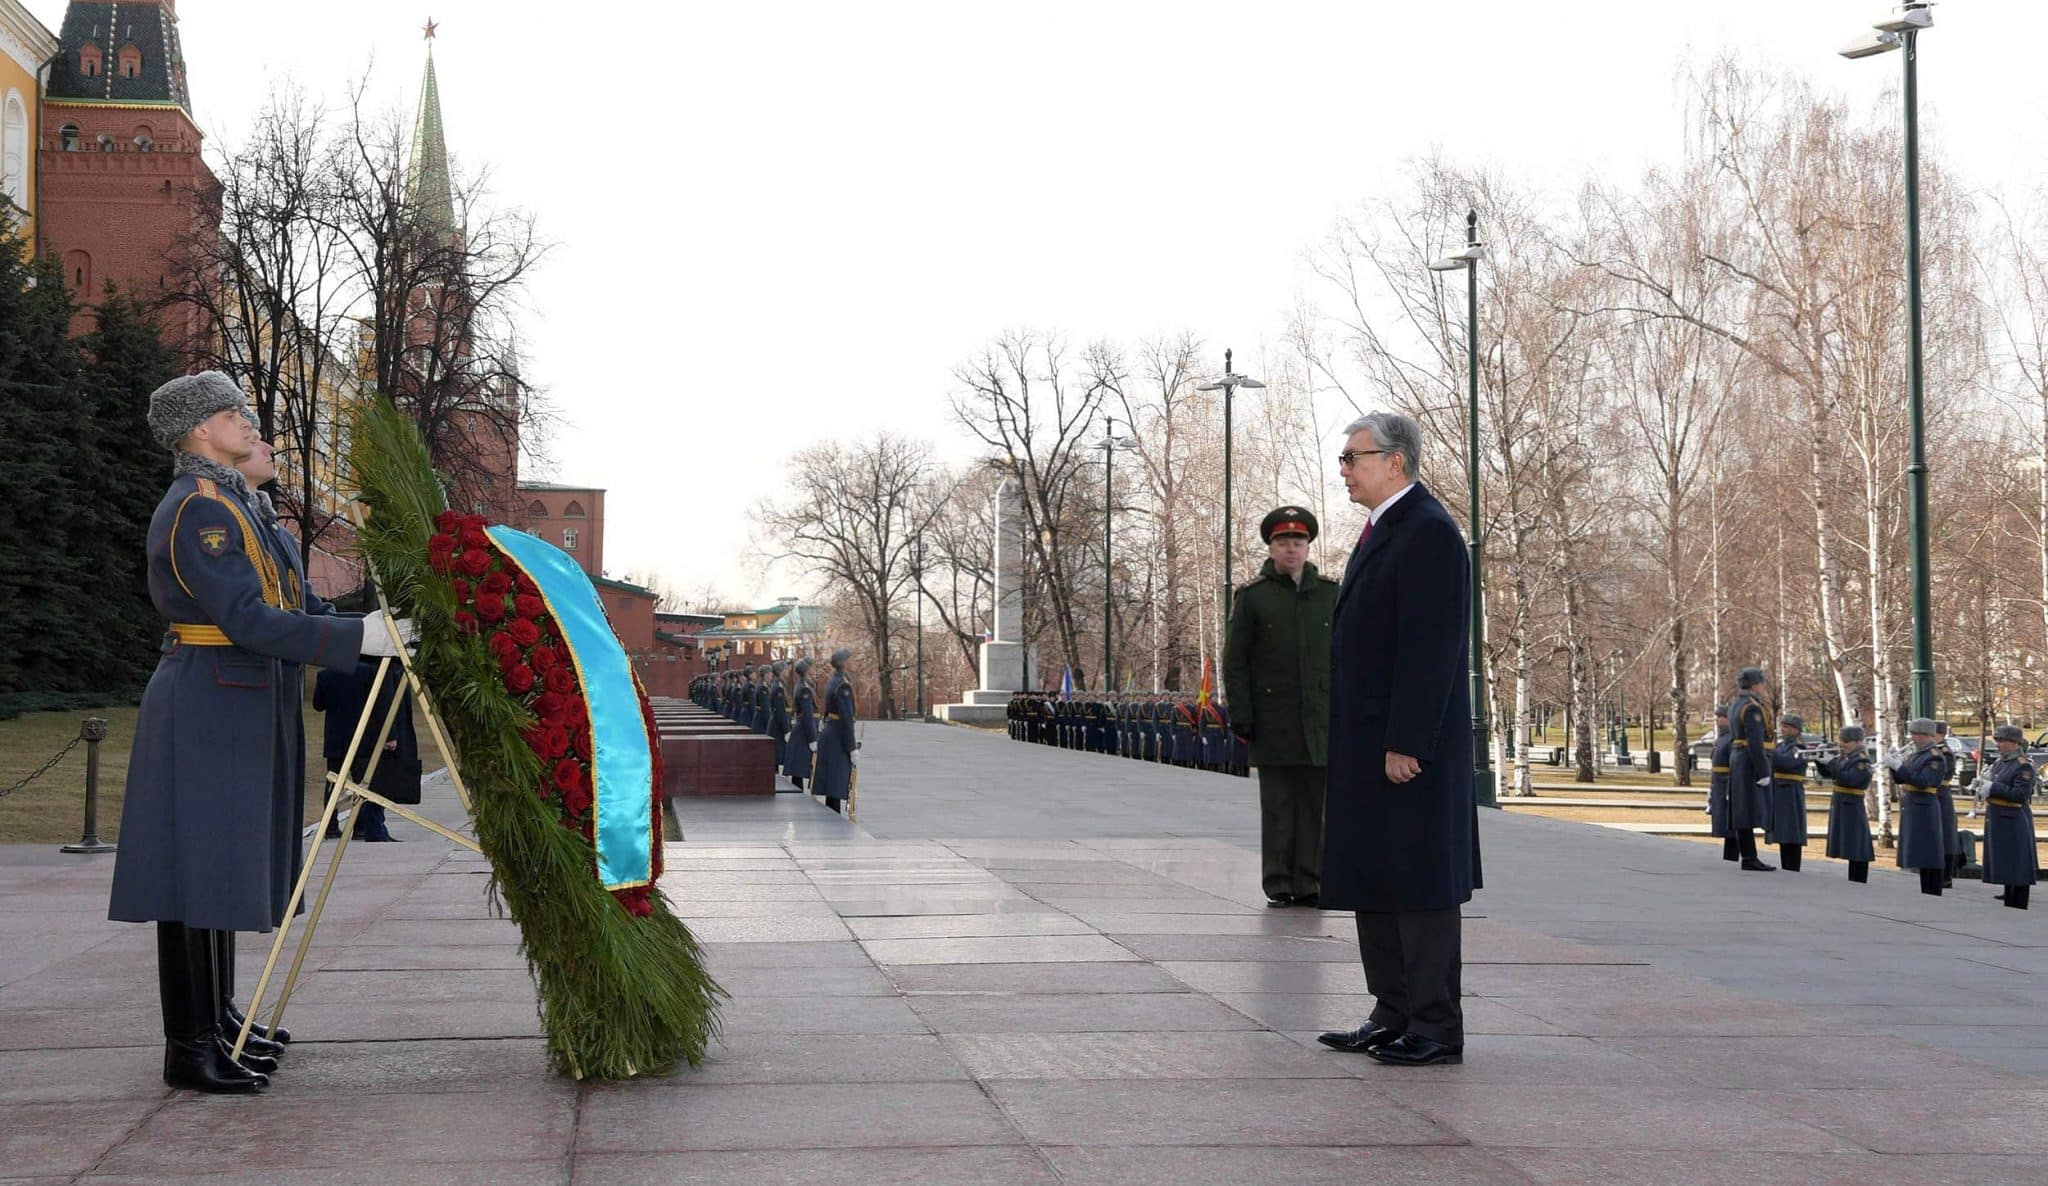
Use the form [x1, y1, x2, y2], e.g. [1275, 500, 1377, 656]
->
[914, 533, 925, 719]
[1843, 2, 1936, 721]
[1429, 210, 1496, 807]
[1098, 419, 1138, 691]
[1197, 350, 1265, 631]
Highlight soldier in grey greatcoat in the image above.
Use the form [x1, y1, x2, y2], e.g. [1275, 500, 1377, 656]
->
[1724, 668, 1775, 871]
[767, 660, 792, 772]
[811, 648, 860, 812]
[1767, 713, 1811, 871]
[785, 658, 819, 788]
[108, 373, 400, 1095]
[1707, 707, 1734, 862]
[1890, 718, 1950, 895]
[1975, 724, 2038, 909]
[1814, 726, 1874, 883]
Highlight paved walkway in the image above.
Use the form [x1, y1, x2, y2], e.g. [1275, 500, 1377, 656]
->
[5, 721, 2046, 1184]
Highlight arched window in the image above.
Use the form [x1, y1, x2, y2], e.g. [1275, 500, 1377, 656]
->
[132, 124, 153, 152]
[563, 499, 586, 518]
[59, 124, 78, 152]
[563, 527, 579, 551]
[64, 249, 91, 292]
[95, 133, 113, 152]
[527, 499, 547, 516]
[1, 92, 25, 215]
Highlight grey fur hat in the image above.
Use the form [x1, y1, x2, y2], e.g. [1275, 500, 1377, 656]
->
[830, 647, 853, 668]
[1995, 723, 2026, 745]
[1780, 713, 1804, 733]
[148, 371, 247, 450]
[795, 658, 813, 674]
[1907, 717, 1938, 735]
[1715, 706, 1729, 719]
[1840, 725, 1866, 743]
[1737, 666, 1766, 689]
[771, 660, 787, 674]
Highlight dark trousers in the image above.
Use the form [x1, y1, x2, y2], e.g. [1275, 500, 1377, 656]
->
[1258, 766, 1325, 900]
[1356, 907, 1464, 1046]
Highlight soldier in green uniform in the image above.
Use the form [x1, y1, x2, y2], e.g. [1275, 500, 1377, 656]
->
[1225, 506, 1339, 908]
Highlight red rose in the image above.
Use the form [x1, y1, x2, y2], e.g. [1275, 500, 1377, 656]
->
[544, 666, 575, 694]
[459, 527, 491, 550]
[488, 632, 518, 659]
[514, 572, 539, 595]
[428, 532, 456, 554]
[435, 511, 461, 533]
[563, 697, 589, 727]
[452, 611, 477, 634]
[507, 618, 542, 648]
[481, 570, 513, 596]
[532, 691, 567, 722]
[553, 758, 584, 792]
[561, 778, 593, 817]
[569, 726, 591, 759]
[429, 541, 456, 576]
[529, 646, 557, 674]
[451, 579, 475, 604]
[514, 594, 545, 619]
[460, 513, 488, 532]
[503, 664, 535, 695]
[539, 726, 570, 759]
[476, 596, 508, 624]
[457, 549, 493, 577]
[498, 647, 526, 675]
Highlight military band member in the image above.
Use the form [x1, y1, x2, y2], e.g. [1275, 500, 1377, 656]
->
[1725, 667, 1775, 871]
[1936, 720, 1963, 886]
[812, 648, 860, 813]
[1890, 718, 1949, 896]
[1767, 713, 1810, 871]
[1707, 707, 1735, 861]
[1814, 726, 1874, 883]
[109, 373, 399, 1094]
[785, 658, 818, 789]
[1975, 724, 2038, 909]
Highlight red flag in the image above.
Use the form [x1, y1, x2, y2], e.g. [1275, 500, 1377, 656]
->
[1197, 656, 1214, 710]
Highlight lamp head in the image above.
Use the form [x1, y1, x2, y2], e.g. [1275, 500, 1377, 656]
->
[1840, 29, 1901, 58]
[1873, 3, 1932, 34]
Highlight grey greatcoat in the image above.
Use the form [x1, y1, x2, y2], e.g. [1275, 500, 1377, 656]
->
[1320, 484, 1481, 913]
[768, 682, 791, 771]
[1894, 744, 1949, 871]
[1980, 754, 2040, 889]
[812, 671, 857, 802]
[1707, 729, 1733, 837]
[1725, 692, 1772, 834]
[1766, 735, 1809, 846]
[785, 680, 818, 779]
[1816, 749, 1875, 862]
[108, 474, 364, 933]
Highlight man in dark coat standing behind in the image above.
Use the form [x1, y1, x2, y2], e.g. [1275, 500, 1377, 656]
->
[1316, 411, 1479, 1068]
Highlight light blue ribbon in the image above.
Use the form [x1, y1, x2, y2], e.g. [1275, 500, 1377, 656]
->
[487, 527, 653, 889]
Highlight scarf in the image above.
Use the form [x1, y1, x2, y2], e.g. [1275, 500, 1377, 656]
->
[172, 451, 254, 506]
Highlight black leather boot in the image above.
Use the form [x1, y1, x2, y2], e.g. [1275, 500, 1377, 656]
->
[1919, 869, 1943, 896]
[1780, 845, 1802, 871]
[1721, 836, 1739, 862]
[159, 923, 266, 1094]
[1848, 861, 1868, 883]
[2008, 886, 2030, 910]
[216, 932, 289, 1049]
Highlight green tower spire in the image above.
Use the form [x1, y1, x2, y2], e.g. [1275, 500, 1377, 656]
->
[408, 21, 455, 235]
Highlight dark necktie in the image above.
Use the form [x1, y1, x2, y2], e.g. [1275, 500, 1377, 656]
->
[1358, 518, 1373, 549]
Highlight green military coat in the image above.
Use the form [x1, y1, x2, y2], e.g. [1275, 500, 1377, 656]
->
[1223, 558, 1338, 768]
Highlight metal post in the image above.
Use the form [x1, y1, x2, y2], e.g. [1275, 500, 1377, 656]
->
[1103, 423, 1115, 692]
[1222, 348, 1235, 633]
[1902, 28, 1935, 722]
[1464, 210, 1497, 808]
[914, 534, 925, 718]
[61, 717, 114, 854]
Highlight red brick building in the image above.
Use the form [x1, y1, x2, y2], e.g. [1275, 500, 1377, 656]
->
[518, 482, 605, 577]
[36, 0, 212, 348]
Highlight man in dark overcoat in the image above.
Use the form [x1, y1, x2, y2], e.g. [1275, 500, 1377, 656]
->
[812, 648, 859, 813]
[1726, 668, 1776, 871]
[1767, 713, 1811, 871]
[1891, 718, 1949, 895]
[1315, 412, 1478, 1068]
[1976, 724, 2037, 909]
[1224, 505, 1339, 907]
[1814, 726, 1874, 882]
[1707, 707, 1735, 861]
[785, 657, 819, 789]
[108, 373, 395, 1094]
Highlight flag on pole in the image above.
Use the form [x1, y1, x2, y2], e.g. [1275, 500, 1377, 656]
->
[1197, 656, 1214, 710]
[1124, 671, 1137, 694]
[1060, 666, 1074, 700]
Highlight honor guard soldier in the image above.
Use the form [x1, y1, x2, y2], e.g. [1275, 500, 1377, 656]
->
[1890, 718, 1950, 895]
[109, 373, 403, 1095]
[768, 661, 792, 771]
[1935, 721, 1963, 886]
[1725, 668, 1775, 871]
[1225, 505, 1339, 905]
[1975, 724, 2038, 909]
[785, 658, 819, 790]
[812, 648, 860, 813]
[1815, 726, 1875, 882]
[1768, 713, 1811, 871]
[1707, 707, 1735, 861]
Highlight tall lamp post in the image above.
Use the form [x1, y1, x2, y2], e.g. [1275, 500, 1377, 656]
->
[1197, 349, 1264, 630]
[1843, 2, 1935, 721]
[1428, 209, 1496, 807]
[1098, 418, 1139, 690]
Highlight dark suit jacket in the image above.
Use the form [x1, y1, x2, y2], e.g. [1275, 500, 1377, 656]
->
[1320, 483, 1481, 912]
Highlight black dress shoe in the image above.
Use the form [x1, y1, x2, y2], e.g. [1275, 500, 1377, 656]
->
[1265, 895, 1294, 908]
[217, 1035, 279, 1075]
[1364, 1032, 1463, 1066]
[1291, 894, 1320, 908]
[1740, 858, 1775, 871]
[222, 1004, 290, 1046]
[1317, 1023, 1399, 1053]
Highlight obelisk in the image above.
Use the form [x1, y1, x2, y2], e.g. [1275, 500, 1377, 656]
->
[939, 476, 1025, 722]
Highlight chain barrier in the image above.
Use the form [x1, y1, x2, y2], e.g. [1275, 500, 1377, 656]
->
[0, 718, 105, 802]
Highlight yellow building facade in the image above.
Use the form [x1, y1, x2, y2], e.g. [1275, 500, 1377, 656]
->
[0, 2, 55, 242]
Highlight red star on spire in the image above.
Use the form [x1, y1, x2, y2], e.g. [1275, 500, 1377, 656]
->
[423, 17, 438, 40]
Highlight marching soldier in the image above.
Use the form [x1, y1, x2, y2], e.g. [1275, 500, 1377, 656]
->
[109, 373, 398, 1094]
[812, 648, 860, 814]
[1975, 724, 2038, 909]
[1725, 667, 1775, 871]
[1890, 718, 1949, 895]
[1225, 505, 1339, 905]
[1768, 712, 1810, 871]
[1707, 707, 1735, 862]
[1815, 726, 1874, 883]
[785, 658, 818, 790]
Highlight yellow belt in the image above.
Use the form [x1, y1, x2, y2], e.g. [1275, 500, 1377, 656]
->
[1711, 766, 1730, 774]
[169, 623, 232, 647]
[825, 713, 843, 721]
[1902, 785, 1939, 795]
[1832, 787, 1866, 796]
[1772, 774, 1805, 782]
[1989, 797, 2030, 809]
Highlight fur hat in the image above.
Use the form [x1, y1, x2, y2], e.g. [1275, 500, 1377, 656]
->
[1995, 723, 2026, 745]
[1737, 666, 1766, 689]
[1840, 726, 1865, 743]
[148, 371, 247, 451]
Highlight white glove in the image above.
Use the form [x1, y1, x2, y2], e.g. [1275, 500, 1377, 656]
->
[810, 742, 818, 753]
[1884, 751, 1904, 772]
[851, 750, 860, 768]
[361, 618, 416, 658]
[1971, 776, 1992, 794]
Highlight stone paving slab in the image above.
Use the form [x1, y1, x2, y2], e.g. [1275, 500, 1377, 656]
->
[4, 721, 2045, 1182]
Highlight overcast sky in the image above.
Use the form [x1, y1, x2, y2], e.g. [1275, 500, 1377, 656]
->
[34, 1, 2048, 604]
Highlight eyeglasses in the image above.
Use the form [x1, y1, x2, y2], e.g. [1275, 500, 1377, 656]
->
[1337, 449, 1390, 469]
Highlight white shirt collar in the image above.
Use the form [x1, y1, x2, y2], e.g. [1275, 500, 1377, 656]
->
[1368, 482, 1417, 525]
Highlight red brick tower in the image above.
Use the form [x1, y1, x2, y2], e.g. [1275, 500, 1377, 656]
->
[37, 0, 213, 349]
